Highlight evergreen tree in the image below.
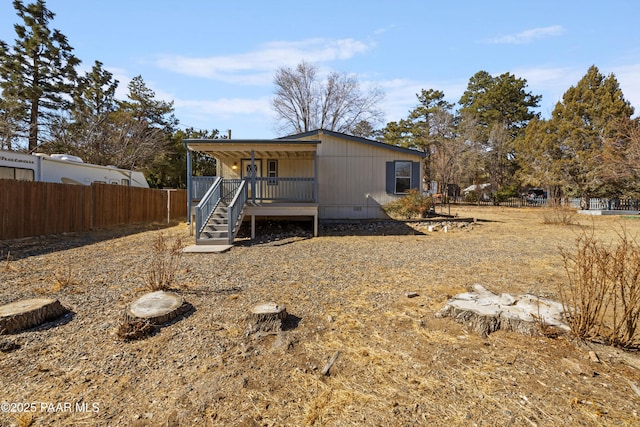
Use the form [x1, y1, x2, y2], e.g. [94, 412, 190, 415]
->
[40, 60, 121, 162]
[68, 61, 120, 164]
[0, 0, 80, 150]
[99, 76, 178, 176]
[553, 65, 634, 205]
[518, 65, 634, 206]
[146, 128, 220, 189]
[458, 71, 541, 192]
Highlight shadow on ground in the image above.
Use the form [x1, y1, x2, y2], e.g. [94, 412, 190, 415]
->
[234, 219, 427, 247]
[0, 222, 179, 260]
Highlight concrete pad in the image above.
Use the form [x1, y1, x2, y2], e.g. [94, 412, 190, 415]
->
[578, 210, 639, 216]
[182, 244, 233, 254]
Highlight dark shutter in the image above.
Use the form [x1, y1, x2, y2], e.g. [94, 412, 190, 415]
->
[411, 162, 420, 190]
[386, 161, 395, 194]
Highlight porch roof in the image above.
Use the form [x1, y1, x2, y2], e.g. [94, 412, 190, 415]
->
[184, 139, 320, 160]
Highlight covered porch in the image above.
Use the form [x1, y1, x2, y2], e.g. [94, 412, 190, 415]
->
[184, 138, 320, 244]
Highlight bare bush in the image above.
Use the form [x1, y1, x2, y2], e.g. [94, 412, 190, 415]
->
[541, 205, 576, 225]
[146, 233, 183, 291]
[559, 229, 640, 348]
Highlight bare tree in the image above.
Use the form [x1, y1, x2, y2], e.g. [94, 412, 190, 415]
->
[272, 61, 384, 136]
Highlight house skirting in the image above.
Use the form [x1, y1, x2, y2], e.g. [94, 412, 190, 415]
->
[245, 202, 319, 238]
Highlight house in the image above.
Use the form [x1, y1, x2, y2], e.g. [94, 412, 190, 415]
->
[184, 129, 425, 245]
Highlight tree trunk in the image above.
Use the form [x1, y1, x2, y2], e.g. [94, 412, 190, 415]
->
[436, 285, 569, 337]
[580, 194, 589, 210]
[125, 291, 188, 325]
[0, 298, 69, 334]
[247, 303, 287, 334]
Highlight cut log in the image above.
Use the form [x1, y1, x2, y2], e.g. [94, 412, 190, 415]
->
[125, 291, 188, 325]
[0, 298, 69, 334]
[436, 284, 570, 337]
[247, 303, 287, 334]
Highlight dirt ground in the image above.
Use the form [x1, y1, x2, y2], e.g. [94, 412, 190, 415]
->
[1, 206, 640, 426]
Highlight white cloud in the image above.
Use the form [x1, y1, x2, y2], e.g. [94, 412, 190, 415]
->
[486, 25, 566, 44]
[154, 38, 373, 85]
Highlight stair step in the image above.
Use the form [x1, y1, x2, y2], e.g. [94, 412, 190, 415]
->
[202, 227, 229, 236]
[203, 230, 229, 238]
[196, 237, 231, 245]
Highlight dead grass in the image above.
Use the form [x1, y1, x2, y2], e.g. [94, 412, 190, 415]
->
[1, 209, 640, 426]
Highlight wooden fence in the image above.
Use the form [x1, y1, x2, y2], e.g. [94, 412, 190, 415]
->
[0, 180, 187, 240]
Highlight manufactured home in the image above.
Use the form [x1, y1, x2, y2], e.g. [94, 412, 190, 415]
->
[185, 129, 425, 245]
[0, 149, 149, 187]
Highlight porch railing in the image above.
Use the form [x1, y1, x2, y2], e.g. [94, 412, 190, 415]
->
[191, 176, 218, 201]
[228, 180, 248, 242]
[194, 176, 222, 238]
[222, 179, 243, 202]
[235, 177, 315, 202]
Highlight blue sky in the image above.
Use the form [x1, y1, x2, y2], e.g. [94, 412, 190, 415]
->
[1, 0, 639, 139]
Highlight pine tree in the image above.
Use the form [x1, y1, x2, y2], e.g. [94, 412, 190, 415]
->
[67, 61, 120, 164]
[458, 71, 541, 192]
[518, 65, 634, 206]
[0, 0, 80, 150]
[551, 65, 634, 206]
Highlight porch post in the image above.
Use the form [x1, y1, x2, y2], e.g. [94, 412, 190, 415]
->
[313, 150, 318, 203]
[251, 215, 256, 239]
[251, 150, 256, 203]
[184, 142, 192, 224]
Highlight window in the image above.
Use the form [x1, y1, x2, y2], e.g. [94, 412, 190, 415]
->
[0, 166, 34, 181]
[386, 161, 420, 195]
[0, 166, 13, 179]
[267, 159, 278, 185]
[394, 161, 412, 194]
[15, 168, 34, 181]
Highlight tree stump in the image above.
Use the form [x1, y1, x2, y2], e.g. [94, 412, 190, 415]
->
[247, 303, 287, 334]
[436, 284, 569, 337]
[0, 298, 69, 334]
[125, 291, 188, 325]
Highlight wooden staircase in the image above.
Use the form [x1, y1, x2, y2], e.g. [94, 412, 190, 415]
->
[196, 200, 245, 245]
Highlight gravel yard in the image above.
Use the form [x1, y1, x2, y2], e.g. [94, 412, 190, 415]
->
[1, 206, 640, 426]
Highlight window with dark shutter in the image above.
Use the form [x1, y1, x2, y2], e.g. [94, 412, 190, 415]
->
[394, 161, 412, 194]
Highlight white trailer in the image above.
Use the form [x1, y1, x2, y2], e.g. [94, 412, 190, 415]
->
[0, 150, 149, 188]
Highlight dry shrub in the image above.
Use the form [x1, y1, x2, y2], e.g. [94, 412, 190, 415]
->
[559, 229, 640, 348]
[2, 251, 15, 272]
[541, 205, 576, 225]
[383, 189, 433, 219]
[51, 265, 80, 291]
[147, 233, 183, 291]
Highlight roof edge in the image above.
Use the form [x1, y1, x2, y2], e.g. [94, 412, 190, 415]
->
[281, 129, 426, 158]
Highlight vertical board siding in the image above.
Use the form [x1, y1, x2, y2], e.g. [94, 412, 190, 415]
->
[0, 180, 187, 240]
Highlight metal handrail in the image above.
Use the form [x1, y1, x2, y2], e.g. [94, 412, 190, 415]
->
[194, 176, 222, 238]
[227, 180, 248, 242]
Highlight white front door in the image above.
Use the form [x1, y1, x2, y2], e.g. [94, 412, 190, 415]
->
[241, 159, 262, 199]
